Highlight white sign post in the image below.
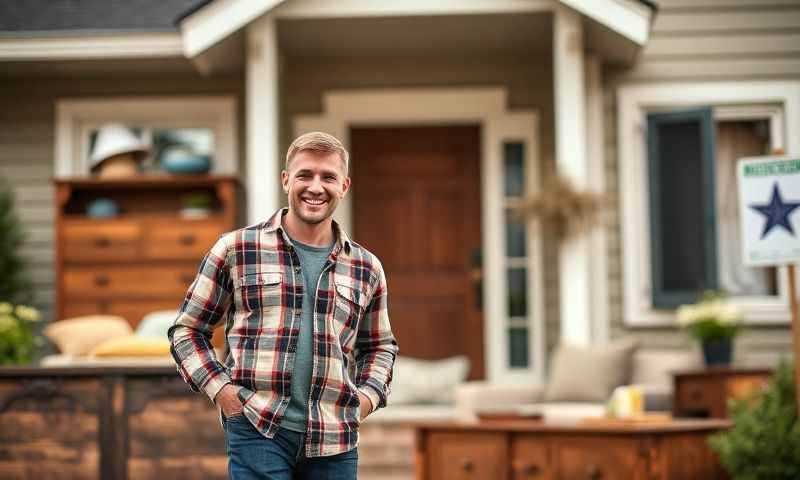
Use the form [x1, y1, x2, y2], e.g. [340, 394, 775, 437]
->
[738, 154, 800, 413]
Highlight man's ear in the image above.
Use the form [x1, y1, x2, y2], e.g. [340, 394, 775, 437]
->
[340, 176, 351, 198]
[281, 170, 289, 194]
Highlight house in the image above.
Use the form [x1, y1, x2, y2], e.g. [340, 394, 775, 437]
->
[1, 0, 796, 386]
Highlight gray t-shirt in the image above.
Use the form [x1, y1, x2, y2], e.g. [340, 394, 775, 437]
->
[280, 236, 334, 433]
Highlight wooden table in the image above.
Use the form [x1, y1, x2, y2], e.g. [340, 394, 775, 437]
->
[0, 365, 227, 480]
[673, 367, 773, 418]
[413, 419, 731, 480]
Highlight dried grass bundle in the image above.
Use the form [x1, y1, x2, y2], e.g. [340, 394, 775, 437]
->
[513, 175, 609, 240]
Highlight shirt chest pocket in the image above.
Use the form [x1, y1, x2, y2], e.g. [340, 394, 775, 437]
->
[332, 282, 368, 336]
[235, 272, 283, 312]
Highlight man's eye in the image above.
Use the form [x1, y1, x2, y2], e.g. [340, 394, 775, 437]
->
[325, 175, 337, 181]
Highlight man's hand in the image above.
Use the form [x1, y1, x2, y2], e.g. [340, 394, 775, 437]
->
[216, 384, 244, 417]
[358, 392, 373, 421]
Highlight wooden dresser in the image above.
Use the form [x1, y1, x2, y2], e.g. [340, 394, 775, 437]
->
[53, 176, 239, 329]
[673, 367, 773, 418]
[414, 419, 731, 480]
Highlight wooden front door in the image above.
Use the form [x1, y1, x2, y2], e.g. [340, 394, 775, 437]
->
[351, 125, 484, 380]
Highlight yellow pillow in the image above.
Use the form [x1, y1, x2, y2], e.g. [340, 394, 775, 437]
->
[44, 315, 133, 356]
[90, 335, 171, 357]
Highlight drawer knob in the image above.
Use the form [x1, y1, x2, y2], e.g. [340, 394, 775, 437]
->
[514, 462, 541, 476]
[181, 273, 195, 284]
[179, 234, 196, 245]
[94, 274, 110, 287]
[94, 237, 111, 247]
[586, 464, 603, 480]
[460, 457, 474, 472]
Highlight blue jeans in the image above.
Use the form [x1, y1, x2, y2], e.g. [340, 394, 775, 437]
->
[223, 413, 358, 480]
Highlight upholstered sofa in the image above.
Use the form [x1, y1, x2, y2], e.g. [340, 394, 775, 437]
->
[453, 344, 704, 423]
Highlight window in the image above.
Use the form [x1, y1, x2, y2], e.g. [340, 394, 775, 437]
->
[618, 81, 798, 326]
[55, 96, 237, 177]
[503, 142, 531, 368]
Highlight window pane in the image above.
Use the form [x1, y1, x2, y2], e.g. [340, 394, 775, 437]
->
[509, 327, 529, 368]
[507, 267, 528, 317]
[505, 209, 527, 257]
[715, 120, 778, 296]
[504, 143, 524, 197]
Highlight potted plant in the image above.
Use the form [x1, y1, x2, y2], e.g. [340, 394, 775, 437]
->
[709, 361, 799, 479]
[180, 193, 212, 219]
[676, 291, 742, 366]
[0, 302, 42, 365]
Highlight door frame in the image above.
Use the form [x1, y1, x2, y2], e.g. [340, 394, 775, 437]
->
[294, 87, 543, 383]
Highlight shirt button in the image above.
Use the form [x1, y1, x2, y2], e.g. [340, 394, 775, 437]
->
[294, 266, 301, 273]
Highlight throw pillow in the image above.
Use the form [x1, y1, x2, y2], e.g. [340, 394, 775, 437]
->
[43, 315, 133, 356]
[90, 335, 171, 357]
[136, 310, 178, 339]
[389, 355, 470, 405]
[544, 338, 639, 403]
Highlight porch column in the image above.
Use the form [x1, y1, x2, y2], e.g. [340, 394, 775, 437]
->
[553, 5, 592, 345]
[245, 13, 280, 224]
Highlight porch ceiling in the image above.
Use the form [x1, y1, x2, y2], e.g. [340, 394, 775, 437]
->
[277, 13, 552, 58]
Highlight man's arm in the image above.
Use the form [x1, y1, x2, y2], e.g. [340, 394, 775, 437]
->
[354, 261, 399, 415]
[168, 234, 234, 404]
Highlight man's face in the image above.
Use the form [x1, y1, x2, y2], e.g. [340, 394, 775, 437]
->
[282, 150, 350, 226]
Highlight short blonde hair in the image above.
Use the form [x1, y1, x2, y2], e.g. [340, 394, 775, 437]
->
[285, 131, 349, 174]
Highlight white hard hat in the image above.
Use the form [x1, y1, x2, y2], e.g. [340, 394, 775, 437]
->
[89, 123, 148, 172]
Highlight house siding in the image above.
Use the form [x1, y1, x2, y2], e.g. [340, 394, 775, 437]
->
[280, 53, 563, 360]
[0, 73, 245, 324]
[604, 0, 800, 361]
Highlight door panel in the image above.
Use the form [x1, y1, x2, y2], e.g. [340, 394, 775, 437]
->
[351, 125, 484, 379]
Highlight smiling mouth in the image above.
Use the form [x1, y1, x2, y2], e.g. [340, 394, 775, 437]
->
[302, 197, 327, 206]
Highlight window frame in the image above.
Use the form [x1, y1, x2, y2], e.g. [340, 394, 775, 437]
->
[55, 96, 238, 177]
[617, 81, 800, 327]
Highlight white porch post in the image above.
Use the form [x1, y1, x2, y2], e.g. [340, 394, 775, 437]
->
[245, 13, 280, 224]
[554, 5, 592, 345]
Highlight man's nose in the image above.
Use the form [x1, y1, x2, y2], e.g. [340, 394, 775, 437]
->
[308, 176, 324, 193]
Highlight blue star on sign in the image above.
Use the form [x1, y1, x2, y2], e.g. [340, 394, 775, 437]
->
[749, 182, 800, 239]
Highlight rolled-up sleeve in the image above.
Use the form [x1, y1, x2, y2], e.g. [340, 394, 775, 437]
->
[354, 261, 398, 413]
[168, 234, 233, 403]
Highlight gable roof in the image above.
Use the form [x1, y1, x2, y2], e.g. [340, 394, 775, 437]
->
[0, 0, 205, 35]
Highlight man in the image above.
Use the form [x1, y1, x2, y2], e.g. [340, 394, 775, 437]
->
[169, 131, 398, 479]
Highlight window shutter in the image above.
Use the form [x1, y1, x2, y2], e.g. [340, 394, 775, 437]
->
[646, 108, 718, 309]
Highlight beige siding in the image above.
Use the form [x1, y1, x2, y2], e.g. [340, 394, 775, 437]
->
[604, 0, 799, 359]
[0, 73, 244, 323]
[281, 53, 563, 360]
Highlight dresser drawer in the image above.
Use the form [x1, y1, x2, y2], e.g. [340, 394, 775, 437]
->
[553, 437, 644, 480]
[143, 220, 224, 261]
[512, 436, 550, 479]
[62, 220, 141, 262]
[426, 432, 507, 480]
[676, 377, 716, 413]
[63, 266, 197, 299]
[62, 298, 182, 328]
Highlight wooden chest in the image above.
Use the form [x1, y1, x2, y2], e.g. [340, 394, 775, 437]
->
[414, 419, 731, 480]
[53, 176, 239, 329]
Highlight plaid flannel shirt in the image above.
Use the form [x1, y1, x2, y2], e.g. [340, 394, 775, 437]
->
[168, 208, 398, 457]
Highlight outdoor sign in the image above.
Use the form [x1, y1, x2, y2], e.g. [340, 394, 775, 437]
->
[738, 155, 800, 266]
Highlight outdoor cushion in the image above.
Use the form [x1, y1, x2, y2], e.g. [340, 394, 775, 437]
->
[135, 309, 177, 339]
[43, 315, 133, 356]
[544, 338, 639, 403]
[389, 355, 470, 405]
[90, 335, 171, 357]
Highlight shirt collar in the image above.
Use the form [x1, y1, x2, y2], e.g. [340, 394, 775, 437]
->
[263, 208, 352, 253]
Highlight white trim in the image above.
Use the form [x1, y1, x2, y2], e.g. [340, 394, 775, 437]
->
[294, 87, 544, 384]
[54, 96, 238, 177]
[245, 14, 281, 224]
[585, 53, 610, 344]
[181, 0, 286, 57]
[559, 0, 652, 46]
[273, 0, 552, 18]
[554, 5, 592, 346]
[617, 81, 800, 327]
[0, 33, 182, 61]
